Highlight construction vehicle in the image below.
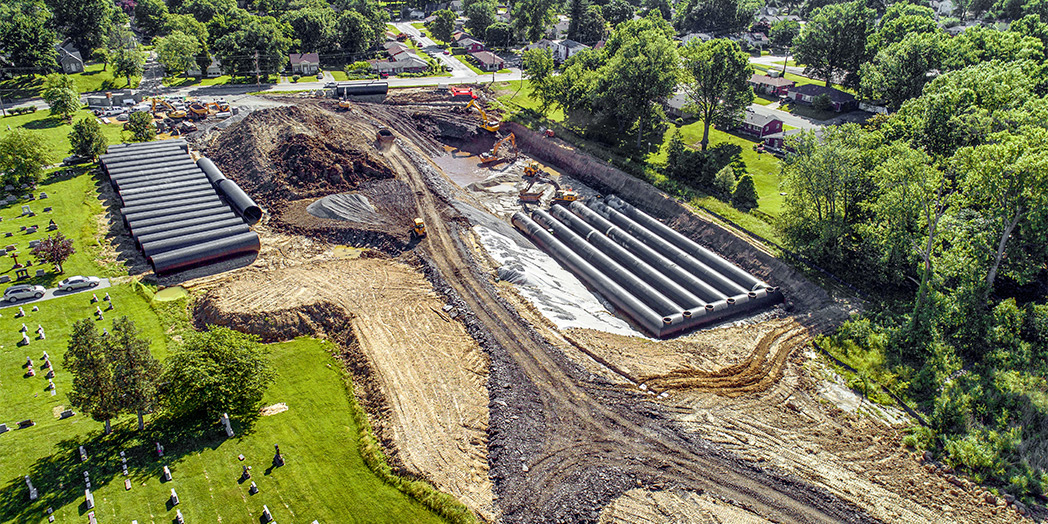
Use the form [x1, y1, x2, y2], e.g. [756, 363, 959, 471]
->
[523, 161, 541, 177]
[519, 170, 579, 203]
[206, 100, 231, 113]
[480, 133, 516, 164]
[187, 101, 209, 120]
[338, 98, 352, 110]
[150, 98, 186, 119]
[412, 218, 427, 238]
[450, 86, 476, 100]
[465, 99, 500, 132]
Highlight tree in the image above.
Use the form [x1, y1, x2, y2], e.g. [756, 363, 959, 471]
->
[282, 6, 337, 52]
[675, 0, 764, 34]
[125, 111, 156, 143]
[570, 4, 609, 45]
[513, 0, 558, 42]
[868, 4, 938, 52]
[465, 0, 497, 36]
[0, 130, 50, 187]
[731, 174, 759, 211]
[133, 0, 169, 36]
[65, 319, 121, 434]
[161, 327, 275, 420]
[792, 1, 875, 87]
[770, 19, 800, 48]
[429, 9, 457, 43]
[942, 25, 1044, 71]
[213, 16, 292, 78]
[713, 165, 736, 197]
[522, 47, 556, 111]
[337, 10, 376, 55]
[154, 31, 202, 76]
[107, 316, 161, 430]
[0, 0, 58, 74]
[1010, 14, 1048, 49]
[46, 0, 114, 52]
[485, 22, 514, 48]
[680, 38, 754, 150]
[333, 0, 388, 50]
[42, 74, 81, 121]
[604, 0, 635, 26]
[179, 0, 237, 23]
[860, 32, 945, 111]
[112, 48, 145, 87]
[69, 117, 108, 160]
[31, 232, 75, 272]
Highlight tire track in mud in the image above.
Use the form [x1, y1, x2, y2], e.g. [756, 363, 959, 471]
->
[383, 136, 880, 524]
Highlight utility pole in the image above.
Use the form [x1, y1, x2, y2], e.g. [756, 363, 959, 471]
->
[0, 90, 6, 117]
[254, 51, 261, 87]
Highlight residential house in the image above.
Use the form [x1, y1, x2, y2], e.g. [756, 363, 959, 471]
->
[739, 32, 770, 49]
[748, 73, 795, 96]
[549, 15, 570, 39]
[187, 58, 223, 78]
[736, 110, 782, 138]
[458, 37, 485, 53]
[84, 90, 142, 110]
[786, 84, 856, 112]
[409, 9, 426, 19]
[289, 53, 320, 75]
[370, 54, 429, 74]
[681, 32, 714, 45]
[470, 50, 504, 71]
[384, 41, 413, 57]
[664, 91, 691, 118]
[55, 44, 84, 74]
[450, 0, 464, 11]
[557, 40, 590, 62]
[764, 127, 823, 152]
[523, 39, 559, 55]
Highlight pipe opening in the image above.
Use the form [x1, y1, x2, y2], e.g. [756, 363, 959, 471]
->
[748, 292, 757, 299]
[682, 310, 692, 318]
[727, 297, 736, 305]
[705, 304, 715, 311]
[662, 317, 672, 325]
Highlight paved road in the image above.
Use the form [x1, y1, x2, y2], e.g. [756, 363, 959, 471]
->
[0, 278, 111, 310]
[392, 21, 477, 79]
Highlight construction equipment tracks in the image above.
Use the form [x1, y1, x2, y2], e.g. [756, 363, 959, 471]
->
[386, 140, 877, 523]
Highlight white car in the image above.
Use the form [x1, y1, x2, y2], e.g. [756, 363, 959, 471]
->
[4, 284, 45, 302]
[57, 275, 100, 291]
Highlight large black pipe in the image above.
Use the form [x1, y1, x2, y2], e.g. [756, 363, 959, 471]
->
[134, 217, 246, 247]
[105, 139, 187, 155]
[573, 201, 728, 303]
[106, 159, 197, 176]
[589, 200, 748, 297]
[130, 212, 239, 238]
[196, 158, 227, 184]
[549, 204, 707, 309]
[141, 225, 253, 257]
[123, 201, 228, 224]
[605, 195, 768, 291]
[149, 232, 260, 274]
[127, 208, 236, 231]
[100, 145, 187, 164]
[119, 187, 216, 206]
[531, 209, 684, 316]
[102, 150, 190, 167]
[121, 196, 222, 217]
[120, 180, 212, 197]
[214, 179, 262, 225]
[117, 172, 207, 191]
[512, 212, 669, 335]
[110, 165, 203, 183]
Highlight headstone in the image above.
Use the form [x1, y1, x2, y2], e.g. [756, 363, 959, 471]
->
[25, 476, 37, 500]
[17, 308, 24, 317]
[249, 481, 258, 494]
[221, 413, 234, 437]
[241, 465, 251, 480]
[106, 301, 113, 311]
[25, 226, 37, 234]
[60, 409, 74, 419]
[28, 241, 39, 249]
[84, 489, 94, 509]
[21, 333, 30, 346]
[273, 444, 284, 467]
[0, 276, 9, 284]
[124, 478, 131, 490]
[18, 226, 25, 232]
[42, 351, 48, 360]
[262, 505, 273, 523]
[87, 511, 96, 524]
[162, 465, 172, 481]
[41, 355, 49, 367]
[175, 509, 184, 524]
[17, 419, 34, 428]
[104, 292, 110, 302]
[39, 192, 47, 199]
[34, 269, 44, 277]
[79, 446, 87, 462]
[48, 379, 54, 390]
[156, 442, 164, 457]
[4, 245, 13, 252]
[21, 205, 30, 216]
[20, 323, 27, 332]
[0, 423, 8, 433]
[25, 355, 31, 366]
[44, 208, 53, 214]
[91, 294, 98, 303]
[48, 219, 55, 227]
[170, 488, 179, 505]
[46, 369, 54, 379]
[3, 232, 11, 238]
[122, 463, 128, 476]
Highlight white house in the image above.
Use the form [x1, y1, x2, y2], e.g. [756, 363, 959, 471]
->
[681, 32, 714, 45]
[523, 38, 590, 62]
[289, 53, 320, 75]
[55, 44, 84, 74]
[187, 58, 223, 78]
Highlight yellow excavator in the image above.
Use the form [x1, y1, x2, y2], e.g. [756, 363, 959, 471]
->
[465, 99, 500, 133]
[206, 100, 231, 113]
[480, 133, 516, 164]
[151, 98, 186, 119]
[519, 170, 579, 203]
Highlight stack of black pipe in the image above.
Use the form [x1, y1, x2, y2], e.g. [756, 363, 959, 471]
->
[511, 195, 782, 338]
[100, 141, 263, 274]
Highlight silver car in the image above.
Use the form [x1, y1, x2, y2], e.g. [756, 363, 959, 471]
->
[4, 284, 45, 302]
[57, 275, 100, 291]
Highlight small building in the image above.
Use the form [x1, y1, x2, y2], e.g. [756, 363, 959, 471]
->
[384, 41, 413, 57]
[289, 53, 320, 75]
[736, 110, 782, 138]
[187, 58, 223, 78]
[85, 90, 142, 110]
[681, 32, 714, 46]
[470, 50, 504, 71]
[558, 40, 590, 62]
[409, 9, 426, 19]
[664, 91, 691, 118]
[548, 14, 570, 39]
[764, 127, 823, 152]
[748, 74, 795, 96]
[55, 44, 84, 74]
[739, 32, 770, 49]
[370, 53, 429, 74]
[787, 84, 856, 112]
[458, 37, 486, 53]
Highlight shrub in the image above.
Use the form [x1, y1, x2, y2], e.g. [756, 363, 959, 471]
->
[812, 93, 834, 112]
[292, 74, 300, 83]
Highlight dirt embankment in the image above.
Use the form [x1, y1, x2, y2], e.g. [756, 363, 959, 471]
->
[192, 258, 495, 520]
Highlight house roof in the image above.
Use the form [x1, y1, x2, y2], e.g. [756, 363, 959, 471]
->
[55, 44, 83, 64]
[560, 39, 589, 50]
[524, 39, 556, 50]
[289, 53, 319, 64]
[458, 37, 483, 48]
[788, 84, 856, 103]
[471, 51, 503, 65]
[453, 32, 474, 42]
[749, 74, 794, 87]
[743, 110, 781, 128]
[393, 54, 428, 67]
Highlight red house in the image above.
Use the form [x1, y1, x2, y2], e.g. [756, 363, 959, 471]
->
[736, 110, 782, 138]
[748, 73, 795, 96]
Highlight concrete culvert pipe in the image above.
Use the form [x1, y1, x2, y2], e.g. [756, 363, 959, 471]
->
[129, 212, 239, 238]
[112, 167, 204, 186]
[121, 196, 223, 217]
[127, 208, 237, 232]
[106, 159, 198, 178]
[118, 174, 208, 192]
[605, 195, 768, 292]
[512, 212, 670, 336]
[214, 179, 263, 225]
[134, 217, 247, 248]
[149, 232, 260, 274]
[100, 145, 188, 164]
[141, 224, 253, 257]
[572, 201, 728, 303]
[104, 139, 187, 155]
[122, 202, 229, 224]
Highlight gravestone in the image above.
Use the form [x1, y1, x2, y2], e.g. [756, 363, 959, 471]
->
[30, 305, 37, 311]
[122, 463, 128, 476]
[44, 207, 53, 214]
[41, 351, 48, 360]
[21, 333, 30, 347]
[84, 489, 94, 509]
[106, 301, 113, 311]
[48, 220, 56, 227]
[0, 423, 7, 433]
[221, 413, 234, 437]
[241, 465, 251, 480]
[79, 446, 87, 462]
[156, 442, 164, 457]
[262, 505, 274, 523]
[20, 205, 29, 216]
[3, 232, 11, 238]
[48, 379, 54, 390]
[15, 268, 27, 280]
[103, 293, 110, 302]
[25, 226, 36, 234]
[41, 355, 49, 367]
[249, 481, 258, 494]
[25, 355, 31, 366]
[91, 294, 98, 303]
[17, 308, 24, 317]
[170, 488, 179, 506]
[60, 409, 74, 419]
[87, 512, 96, 524]
[20, 323, 26, 332]
[46, 369, 54, 379]
[162, 465, 172, 481]
[39, 192, 47, 199]
[124, 478, 131, 490]
[28, 241, 39, 249]
[35, 269, 44, 277]
[25, 476, 37, 500]
[18, 226, 24, 232]
[273, 444, 284, 467]
[18, 419, 34, 428]
[4, 245, 13, 252]
[175, 509, 184, 524]
[0, 276, 10, 284]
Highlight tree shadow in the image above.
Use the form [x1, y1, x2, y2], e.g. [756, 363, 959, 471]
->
[22, 117, 64, 131]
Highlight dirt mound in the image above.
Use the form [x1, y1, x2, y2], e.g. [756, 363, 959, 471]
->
[208, 105, 395, 203]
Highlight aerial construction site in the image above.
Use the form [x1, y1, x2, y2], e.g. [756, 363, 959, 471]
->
[158, 86, 1022, 523]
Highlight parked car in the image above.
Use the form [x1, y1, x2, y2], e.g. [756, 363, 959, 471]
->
[324, 82, 336, 89]
[57, 275, 100, 291]
[63, 155, 88, 166]
[4, 284, 45, 302]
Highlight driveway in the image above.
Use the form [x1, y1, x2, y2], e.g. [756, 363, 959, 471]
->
[0, 278, 111, 310]
[748, 103, 822, 130]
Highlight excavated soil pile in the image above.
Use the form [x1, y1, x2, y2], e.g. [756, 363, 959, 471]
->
[208, 105, 395, 203]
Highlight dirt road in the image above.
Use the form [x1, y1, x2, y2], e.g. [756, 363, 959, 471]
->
[385, 137, 877, 523]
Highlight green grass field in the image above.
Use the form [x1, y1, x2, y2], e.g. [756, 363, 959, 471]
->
[453, 55, 510, 75]
[0, 166, 452, 522]
[0, 64, 140, 100]
[0, 110, 124, 164]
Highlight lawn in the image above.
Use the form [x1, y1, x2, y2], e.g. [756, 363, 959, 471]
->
[0, 170, 452, 523]
[0, 109, 124, 163]
[752, 94, 776, 106]
[162, 74, 280, 89]
[329, 70, 349, 81]
[0, 64, 139, 100]
[494, 80, 566, 122]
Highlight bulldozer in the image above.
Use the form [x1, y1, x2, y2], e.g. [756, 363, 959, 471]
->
[519, 170, 579, 204]
[337, 98, 352, 110]
[465, 99, 500, 133]
[480, 133, 516, 164]
[412, 218, 427, 238]
[523, 161, 541, 177]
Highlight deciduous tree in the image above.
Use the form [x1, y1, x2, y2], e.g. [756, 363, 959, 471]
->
[465, 0, 497, 37]
[282, 6, 337, 52]
[108, 316, 161, 430]
[32, 232, 74, 272]
[793, 1, 875, 87]
[65, 319, 121, 434]
[675, 0, 764, 34]
[154, 31, 202, 76]
[513, 0, 557, 42]
[213, 16, 292, 78]
[125, 111, 156, 143]
[0, 0, 58, 75]
[486, 22, 514, 48]
[680, 38, 754, 150]
[769, 19, 800, 48]
[42, 74, 81, 121]
[428, 9, 457, 43]
[113, 48, 145, 87]
[860, 32, 945, 111]
[46, 0, 115, 52]
[69, 117, 108, 160]
[0, 129, 50, 186]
